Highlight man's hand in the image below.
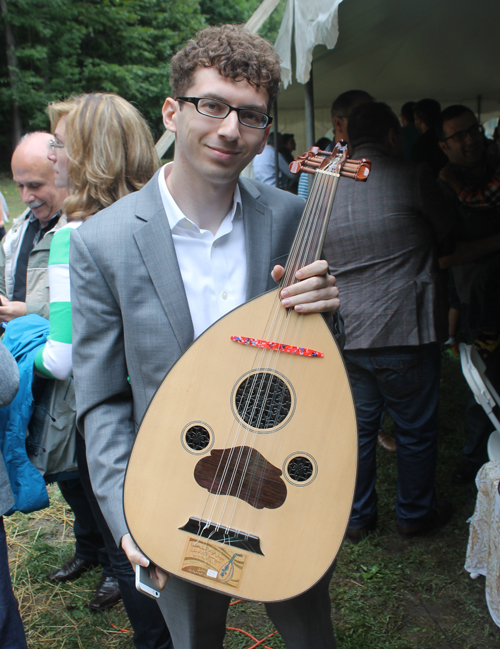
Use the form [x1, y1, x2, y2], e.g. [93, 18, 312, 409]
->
[272, 260, 340, 314]
[121, 533, 168, 590]
[0, 297, 26, 323]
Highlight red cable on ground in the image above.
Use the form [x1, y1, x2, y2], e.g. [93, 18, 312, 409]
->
[226, 626, 277, 649]
[106, 599, 279, 648]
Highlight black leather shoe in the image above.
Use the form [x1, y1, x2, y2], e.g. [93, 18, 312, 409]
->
[46, 556, 97, 583]
[88, 576, 122, 611]
[377, 430, 396, 452]
[397, 500, 453, 538]
[346, 514, 377, 545]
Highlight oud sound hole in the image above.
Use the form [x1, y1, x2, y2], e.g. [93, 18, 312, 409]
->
[235, 372, 291, 429]
[185, 425, 211, 451]
[287, 456, 313, 482]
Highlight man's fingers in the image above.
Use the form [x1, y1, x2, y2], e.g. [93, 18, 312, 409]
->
[154, 567, 169, 590]
[121, 533, 149, 568]
[271, 264, 285, 283]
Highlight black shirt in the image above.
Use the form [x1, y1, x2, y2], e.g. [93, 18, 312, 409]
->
[12, 212, 61, 303]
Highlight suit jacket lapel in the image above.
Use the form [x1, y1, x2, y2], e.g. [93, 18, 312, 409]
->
[133, 172, 194, 352]
[239, 179, 273, 300]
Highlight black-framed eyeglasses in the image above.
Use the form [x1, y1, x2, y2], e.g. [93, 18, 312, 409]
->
[176, 97, 272, 129]
[49, 139, 64, 151]
[442, 124, 484, 144]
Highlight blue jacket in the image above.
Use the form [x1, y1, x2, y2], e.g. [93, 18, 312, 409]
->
[0, 315, 49, 514]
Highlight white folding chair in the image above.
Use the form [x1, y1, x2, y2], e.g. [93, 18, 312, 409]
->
[459, 343, 500, 461]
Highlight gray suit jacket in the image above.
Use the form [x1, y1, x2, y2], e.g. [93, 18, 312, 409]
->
[70, 171, 343, 543]
[324, 144, 454, 350]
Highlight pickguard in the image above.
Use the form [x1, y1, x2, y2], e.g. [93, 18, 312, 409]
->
[194, 446, 287, 509]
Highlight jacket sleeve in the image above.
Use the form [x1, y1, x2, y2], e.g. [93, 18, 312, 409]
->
[34, 228, 73, 379]
[70, 226, 134, 545]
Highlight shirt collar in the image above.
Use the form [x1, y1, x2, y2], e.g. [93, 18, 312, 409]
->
[27, 210, 60, 233]
[158, 162, 242, 233]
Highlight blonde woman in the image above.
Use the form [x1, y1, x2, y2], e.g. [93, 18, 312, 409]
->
[36, 94, 171, 648]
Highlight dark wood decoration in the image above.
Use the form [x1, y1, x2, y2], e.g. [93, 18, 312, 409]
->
[194, 446, 287, 510]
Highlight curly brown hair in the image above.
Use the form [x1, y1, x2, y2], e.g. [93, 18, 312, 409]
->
[170, 24, 281, 109]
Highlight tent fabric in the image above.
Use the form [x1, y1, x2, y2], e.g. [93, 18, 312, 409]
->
[275, 0, 343, 87]
[274, 0, 498, 152]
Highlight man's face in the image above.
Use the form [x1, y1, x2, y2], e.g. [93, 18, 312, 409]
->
[12, 134, 66, 226]
[162, 67, 270, 187]
[439, 112, 484, 168]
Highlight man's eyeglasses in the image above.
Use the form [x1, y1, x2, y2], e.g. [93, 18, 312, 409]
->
[176, 97, 272, 129]
[49, 139, 64, 151]
[442, 124, 484, 144]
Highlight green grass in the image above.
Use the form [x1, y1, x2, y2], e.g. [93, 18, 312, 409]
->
[0, 173, 25, 226]
[5, 352, 500, 648]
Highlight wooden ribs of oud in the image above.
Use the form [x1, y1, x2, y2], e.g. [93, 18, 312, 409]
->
[194, 446, 287, 510]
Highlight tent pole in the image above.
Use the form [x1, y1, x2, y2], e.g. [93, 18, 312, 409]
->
[305, 62, 315, 192]
[274, 100, 279, 187]
[304, 63, 315, 149]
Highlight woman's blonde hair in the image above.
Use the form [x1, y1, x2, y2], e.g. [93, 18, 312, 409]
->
[47, 98, 79, 133]
[61, 93, 160, 220]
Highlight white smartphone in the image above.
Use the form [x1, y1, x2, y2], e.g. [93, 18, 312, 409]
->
[135, 563, 161, 599]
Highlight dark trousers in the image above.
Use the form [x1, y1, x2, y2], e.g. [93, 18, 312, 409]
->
[157, 563, 336, 649]
[57, 478, 112, 577]
[76, 433, 172, 649]
[344, 344, 440, 528]
[0, 516, 27, 649]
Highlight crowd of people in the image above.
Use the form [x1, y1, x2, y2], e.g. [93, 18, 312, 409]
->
[0, 22, 499, 649]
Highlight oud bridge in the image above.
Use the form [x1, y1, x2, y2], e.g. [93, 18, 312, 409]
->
[179, 517, 263, 555]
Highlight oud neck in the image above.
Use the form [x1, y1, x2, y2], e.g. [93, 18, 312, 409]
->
[280, 170, 339, 289]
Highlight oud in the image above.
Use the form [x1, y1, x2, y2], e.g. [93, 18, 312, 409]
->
[124, 142, 370, 602]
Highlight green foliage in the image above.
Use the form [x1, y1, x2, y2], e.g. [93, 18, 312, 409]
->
[0, 0, 205, 165]
[0, 0, 285, 170]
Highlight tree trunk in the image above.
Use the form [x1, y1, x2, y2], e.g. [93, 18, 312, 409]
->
[0, 0, 23, 149]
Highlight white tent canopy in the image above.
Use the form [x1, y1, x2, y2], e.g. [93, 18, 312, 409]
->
[274, 0, 499, 153]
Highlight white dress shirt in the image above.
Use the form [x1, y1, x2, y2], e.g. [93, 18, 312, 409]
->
[253, 144, 296, 186]
[158, 164, 247, 340]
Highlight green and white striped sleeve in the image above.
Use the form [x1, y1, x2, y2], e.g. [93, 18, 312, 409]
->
[34, 221, 82, 379]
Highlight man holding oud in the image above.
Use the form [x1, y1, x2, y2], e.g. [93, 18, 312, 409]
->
[70, 25, 344, 649]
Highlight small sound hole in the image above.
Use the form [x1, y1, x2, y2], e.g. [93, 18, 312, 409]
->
[185, 425, 211, 451]
[287, 456, 313, 482]
[235, 372, 291, 430]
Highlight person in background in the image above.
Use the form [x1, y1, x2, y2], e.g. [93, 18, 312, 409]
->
[279, 132, 296, 165]
[329, 89, 374, 151]
[0, 133, 67, 323]
[0, 340, 27, 648]
[297, 137, 332, 199]
[0, 132, 118, 610]
[0, 202, 5, 241]
[324, 102, 456, 543]
[253, 130, 298, 188]
[437, 104, 500, 484]
[412, 98, 448, 175]
[400, 101, 419, 161]
[39, 93, 172, 649]
[0, 191, 9, 240]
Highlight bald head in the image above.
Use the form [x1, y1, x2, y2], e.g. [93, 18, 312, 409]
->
[11, 132, 67, 226]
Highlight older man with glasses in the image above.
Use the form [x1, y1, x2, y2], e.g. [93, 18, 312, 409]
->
[438, 105, 500, 485]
